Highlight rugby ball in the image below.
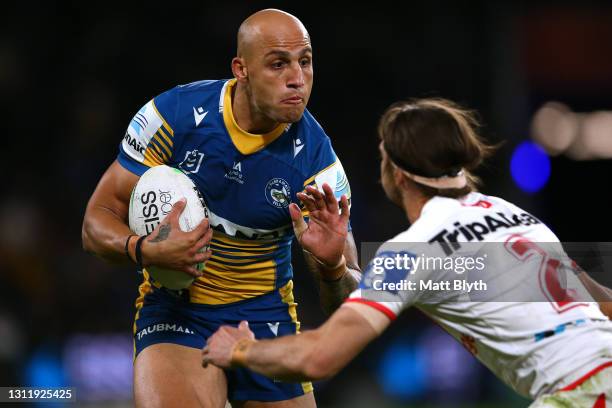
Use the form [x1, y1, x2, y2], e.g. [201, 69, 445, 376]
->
[128, 165, 209, 290]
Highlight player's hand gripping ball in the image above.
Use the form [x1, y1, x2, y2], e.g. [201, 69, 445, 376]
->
[129, 165, 209, 289]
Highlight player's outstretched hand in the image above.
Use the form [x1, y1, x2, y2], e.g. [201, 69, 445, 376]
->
[289, 183, 350, 268]
[141, 198, 213, 277]
[202, 321, 255, 369]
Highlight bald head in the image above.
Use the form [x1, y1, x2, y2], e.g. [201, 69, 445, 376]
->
[231, 9, 314, 128]
[237, 9, 310, 59]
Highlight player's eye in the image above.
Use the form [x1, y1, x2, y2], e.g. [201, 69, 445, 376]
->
[271, 61, 286, 69]
[300, 58, 311, 67]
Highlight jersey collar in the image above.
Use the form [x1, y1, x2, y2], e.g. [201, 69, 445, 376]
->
[222, 79, 287, 155]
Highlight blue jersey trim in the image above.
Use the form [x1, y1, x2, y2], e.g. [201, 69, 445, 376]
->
[117, 149, 150, 176]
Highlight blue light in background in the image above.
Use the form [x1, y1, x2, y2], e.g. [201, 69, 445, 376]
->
[376, 341, 426, 399]
[24, 346, 65, 387]
[510, 141, 551, 193]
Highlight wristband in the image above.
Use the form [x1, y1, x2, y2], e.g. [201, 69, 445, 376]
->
[231, 338, 255, 367]
[124, 234, 137, 263]
[134, 235, 147, 272]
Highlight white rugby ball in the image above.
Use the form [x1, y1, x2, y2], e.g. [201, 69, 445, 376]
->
[128, 165, 209, 290]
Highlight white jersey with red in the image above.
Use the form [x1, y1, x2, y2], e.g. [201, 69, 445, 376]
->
[347, 192, 612, 399]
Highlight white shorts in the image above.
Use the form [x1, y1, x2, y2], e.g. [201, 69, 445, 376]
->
[530, 363, 612, 408]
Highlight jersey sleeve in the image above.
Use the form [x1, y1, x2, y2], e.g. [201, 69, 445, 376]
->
[345, 245, 423, 320]
[117, 87, 179, 176]
[302, 138, 352, 229]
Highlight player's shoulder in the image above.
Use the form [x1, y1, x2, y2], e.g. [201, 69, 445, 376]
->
[472, 193, 528, 215]
[175, 79, 226, 94]
[153, 79, 226, 107]
[139, 79, 225, 121]
[397, 192, 500, 241]
[378, 192, 525, 256]
[294, 109, 330, 145]
[399, 195, 468, 241]
[155, 79, 229, 131]
[169, 79, 227, 107]
[371, 228, 431, 262]
[409, 191, 557, 243]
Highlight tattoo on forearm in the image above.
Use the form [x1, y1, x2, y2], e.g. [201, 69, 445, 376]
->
[319, 268, 360, 315]
[303, 251, 361, 315]
[150, 224, 171, 242]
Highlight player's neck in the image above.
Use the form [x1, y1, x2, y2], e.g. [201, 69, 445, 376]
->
[232, 84, 279, 134]
[402, 190, 430, 224]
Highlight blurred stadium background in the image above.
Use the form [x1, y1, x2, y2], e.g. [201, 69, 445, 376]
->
[2, 1, 612, 407]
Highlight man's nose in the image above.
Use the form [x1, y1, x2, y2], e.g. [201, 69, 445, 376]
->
[286, 62, 305, 89]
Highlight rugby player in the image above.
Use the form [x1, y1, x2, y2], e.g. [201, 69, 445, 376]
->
[82, 9, 360, 408]
[203, 99, 612, 407]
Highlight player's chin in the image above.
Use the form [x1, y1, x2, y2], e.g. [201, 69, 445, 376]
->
[276, 105, 306, 123]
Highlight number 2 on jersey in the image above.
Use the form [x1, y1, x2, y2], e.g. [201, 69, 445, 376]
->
[505, 235, 587, 313]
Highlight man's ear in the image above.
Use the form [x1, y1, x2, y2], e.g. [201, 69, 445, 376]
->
[231, 57, 248, 81]
[393, 167, 408, 188]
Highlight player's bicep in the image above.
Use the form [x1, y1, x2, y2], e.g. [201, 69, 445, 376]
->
[86, 160, 139, 222]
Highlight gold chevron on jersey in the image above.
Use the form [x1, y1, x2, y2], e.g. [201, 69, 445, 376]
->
[188, 229, 287, 304]
[151, 100, 174, 136]
[189, 256, 278, 304]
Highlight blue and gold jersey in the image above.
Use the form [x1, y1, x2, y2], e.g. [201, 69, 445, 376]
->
[118, 79, 351, 305]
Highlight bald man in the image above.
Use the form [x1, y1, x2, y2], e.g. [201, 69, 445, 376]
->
[82, 8, 360, 408]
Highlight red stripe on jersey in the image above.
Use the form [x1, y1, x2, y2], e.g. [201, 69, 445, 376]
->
[344, 298, 397, 321]
[559, 361, 612, 392]
[593, 393, 606, 408]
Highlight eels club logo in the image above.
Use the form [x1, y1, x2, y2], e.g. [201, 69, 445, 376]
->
[265, 178, 291, 209]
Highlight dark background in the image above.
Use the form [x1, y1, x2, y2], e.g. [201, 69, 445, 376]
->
[1, 1, 612, 407]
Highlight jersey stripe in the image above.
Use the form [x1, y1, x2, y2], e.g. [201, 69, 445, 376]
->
[189, 257, 277, 304]
[344, 298, 397, 321]
[559, 361, 612, 392]
[151, 100, 174, 136]
[303, 161, 336, 187]
[157, 127, 174, 147]
[143, 148, 163, 166]
[212, 235, 279, 250]
[153, 133, 173, 157]
[149, 140, 168, 162]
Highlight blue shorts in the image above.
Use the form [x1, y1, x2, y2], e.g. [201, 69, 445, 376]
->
[133, 280, 313, 402]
